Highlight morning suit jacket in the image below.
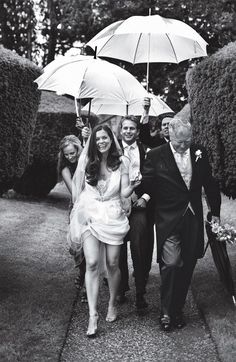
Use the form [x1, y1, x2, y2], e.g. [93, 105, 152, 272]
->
[142, 142, 221, 261]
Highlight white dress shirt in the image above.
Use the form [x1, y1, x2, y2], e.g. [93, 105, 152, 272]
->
[122, 140, 150, 203]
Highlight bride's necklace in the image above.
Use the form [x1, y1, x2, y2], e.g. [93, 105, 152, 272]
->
[97, 163, 111, 195]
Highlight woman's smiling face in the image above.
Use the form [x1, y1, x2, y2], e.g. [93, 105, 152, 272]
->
[63, 143, 78, 163]
[96, 129, 112, 154]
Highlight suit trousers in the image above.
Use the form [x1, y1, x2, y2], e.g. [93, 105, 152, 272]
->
[119, 207, 148, 296]
[160, 209, 199, 317]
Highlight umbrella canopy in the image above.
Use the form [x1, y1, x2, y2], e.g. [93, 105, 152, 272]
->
[82, 93, 173, 117]
[34, 55, 149, 105]
[87, 14, 208, 90]
[205, 212, 236, 306]
[87, 15, 208, 65]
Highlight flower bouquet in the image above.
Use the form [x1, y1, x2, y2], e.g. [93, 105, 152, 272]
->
[209, 221, 236, 244]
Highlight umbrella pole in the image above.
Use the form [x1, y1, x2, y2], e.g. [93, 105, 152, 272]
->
[74, 97, 79, 117]
[146, 8, 151, 92]
[232, 295, 236, 307]
[126, 104, 129, 116]
[88, 99, 91, 117]
[146, 59, 150, 92]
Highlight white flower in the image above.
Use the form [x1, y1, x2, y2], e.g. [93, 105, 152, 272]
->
[195, 149, 202, 162]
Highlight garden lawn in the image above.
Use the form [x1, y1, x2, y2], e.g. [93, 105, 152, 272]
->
[0, 184, 77, 362]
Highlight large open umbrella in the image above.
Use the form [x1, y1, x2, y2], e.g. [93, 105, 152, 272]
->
[205, 212, 236, 306]
[82, 93, 172, 117]
[86, 14, 208, 90]
[34, 55, 149, 117]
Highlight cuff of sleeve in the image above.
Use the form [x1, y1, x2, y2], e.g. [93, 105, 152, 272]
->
[141, 193, 150, 202]
[140, 113, 149, 124]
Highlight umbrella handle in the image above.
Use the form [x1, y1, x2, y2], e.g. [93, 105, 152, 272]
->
[74, 97, 81, 117]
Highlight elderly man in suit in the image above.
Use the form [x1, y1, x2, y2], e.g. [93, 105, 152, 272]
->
[142, 117, 221, 331]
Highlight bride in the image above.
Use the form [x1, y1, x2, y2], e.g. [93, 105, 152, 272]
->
[68, 124, 140, 338]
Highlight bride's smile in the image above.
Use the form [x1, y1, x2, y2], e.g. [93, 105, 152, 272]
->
[96, 130, 112, 154]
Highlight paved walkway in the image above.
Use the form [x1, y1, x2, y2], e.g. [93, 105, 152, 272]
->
[60, 258, 219, 362]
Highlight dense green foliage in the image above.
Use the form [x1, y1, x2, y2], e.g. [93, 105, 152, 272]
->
[0, 0, 37, 60]
[0, 46, 41, 194]
[186, 41, 236, 198]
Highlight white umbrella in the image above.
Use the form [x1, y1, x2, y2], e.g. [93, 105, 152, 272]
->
[82, 93, 173, 117]
[86, 14, 208, 89]
[34, 55, 149, 116]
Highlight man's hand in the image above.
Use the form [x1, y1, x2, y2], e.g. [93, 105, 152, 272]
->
[142, 97, 151, 113]
[133, 197, 147, 209]
[140, 97, 151, 124]
[75, 117, 85, 130]
[150, 129, 158, 137]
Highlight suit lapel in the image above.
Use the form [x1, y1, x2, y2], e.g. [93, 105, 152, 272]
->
[190, 146, 198, 189]
[137, 141, 145, 168]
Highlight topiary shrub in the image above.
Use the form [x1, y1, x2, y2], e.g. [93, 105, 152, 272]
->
[186, 41, 236, 199]
[176, 103, 191, 123]
[0, 46, 41, 194]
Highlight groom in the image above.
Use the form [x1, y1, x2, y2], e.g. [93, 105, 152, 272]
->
[142, 117, 221, 331]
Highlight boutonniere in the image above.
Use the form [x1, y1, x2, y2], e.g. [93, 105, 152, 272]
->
[195, 149, 202, 162]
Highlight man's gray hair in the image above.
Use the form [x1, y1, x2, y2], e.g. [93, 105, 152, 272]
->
[169, 117, 192, 137]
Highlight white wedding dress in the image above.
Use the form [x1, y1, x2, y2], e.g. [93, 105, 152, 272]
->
[68, 158, 130, 254]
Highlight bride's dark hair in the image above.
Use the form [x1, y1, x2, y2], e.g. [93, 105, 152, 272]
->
[86, 124, 122, 186]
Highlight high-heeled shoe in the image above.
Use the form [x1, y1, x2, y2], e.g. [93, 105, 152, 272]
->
[106, 306, 117, 322]
[86, 314, 99, 338]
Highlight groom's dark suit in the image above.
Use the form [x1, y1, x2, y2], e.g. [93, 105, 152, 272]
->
[142, 142, 221, 317]
[119, 140, 151, 298]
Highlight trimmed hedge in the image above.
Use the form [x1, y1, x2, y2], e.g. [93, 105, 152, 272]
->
[176, 103, 191, 123]
[186, 42, 236, 199]
[0, 46, 41, 194]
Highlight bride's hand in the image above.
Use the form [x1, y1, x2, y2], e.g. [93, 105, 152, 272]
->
[130, 175, 142, 188]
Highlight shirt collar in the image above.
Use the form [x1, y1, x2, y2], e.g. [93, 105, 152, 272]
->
[122, 140, 137, 149]
[170, 142, 190, 157]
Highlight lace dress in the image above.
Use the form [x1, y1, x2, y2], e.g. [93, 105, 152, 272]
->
[68, 158, 130, 254]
